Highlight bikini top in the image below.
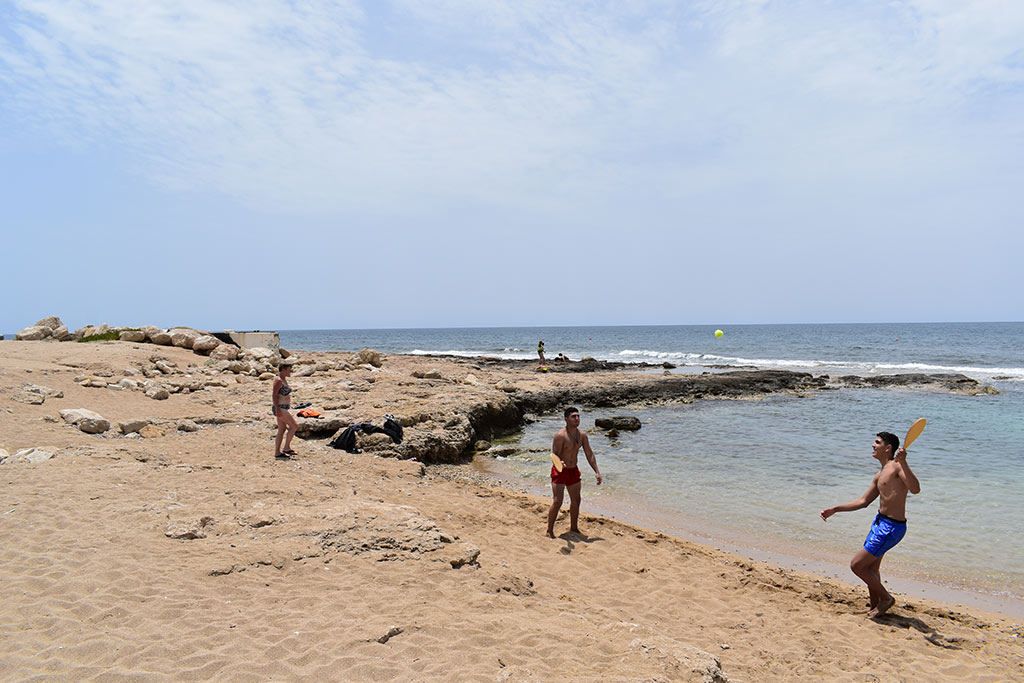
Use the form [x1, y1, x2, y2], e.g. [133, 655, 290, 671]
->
[278, 383, 292, 396]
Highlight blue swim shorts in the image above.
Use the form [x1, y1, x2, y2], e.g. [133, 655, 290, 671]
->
[863, 513, 907, 557]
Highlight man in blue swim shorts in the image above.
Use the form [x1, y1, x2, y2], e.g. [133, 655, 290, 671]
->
[820, 431, 921, 617]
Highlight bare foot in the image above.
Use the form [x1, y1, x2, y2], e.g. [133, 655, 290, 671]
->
[854, 603, 876, 615]
[546, 530, 555, 539]
[868, 596, 895, 617]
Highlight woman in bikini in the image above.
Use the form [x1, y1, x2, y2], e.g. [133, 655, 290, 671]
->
[272, 361, 298, 459]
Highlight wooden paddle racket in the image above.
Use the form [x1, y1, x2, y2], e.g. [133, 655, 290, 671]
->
[550, 453, 564, 472]
[904, 418, 927, 449]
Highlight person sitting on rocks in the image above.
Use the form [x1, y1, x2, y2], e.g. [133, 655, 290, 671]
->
[272, 360, 298, 459]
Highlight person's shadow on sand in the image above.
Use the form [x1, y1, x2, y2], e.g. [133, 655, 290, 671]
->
[556, 531, 604, 555]
[871, 613, 962, 649]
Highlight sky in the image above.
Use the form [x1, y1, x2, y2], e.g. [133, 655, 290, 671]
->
[2, 0, 1022, 333]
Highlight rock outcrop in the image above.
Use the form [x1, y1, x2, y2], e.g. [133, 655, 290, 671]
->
[595, 416, 642, 431]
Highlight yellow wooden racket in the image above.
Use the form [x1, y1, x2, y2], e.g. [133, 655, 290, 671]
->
[904, 418, 927, 449]
[550, 453, 564, 472]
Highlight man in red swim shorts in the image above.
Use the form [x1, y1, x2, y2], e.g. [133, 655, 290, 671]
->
[547, 406, 602, 538]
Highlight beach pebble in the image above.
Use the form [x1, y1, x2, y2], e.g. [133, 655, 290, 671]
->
[376, 626, 403, 644]
[145, 387, 170, 400]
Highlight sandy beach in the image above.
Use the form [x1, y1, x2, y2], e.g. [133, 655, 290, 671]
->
[2, 338, 1022, 681]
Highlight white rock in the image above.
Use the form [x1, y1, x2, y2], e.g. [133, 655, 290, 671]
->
[192, 335, 220, 353]
[16, 326, 51, 340]
[23, 384, 62, 399]
[59, 408, 110, 434]
[34, 316, 62, 329]
[119, 330, 146, 342]
[146, 387, 170, 400]
[1, 448, 58, 464]
[154, 360, 177, 374]
[210, 344, 239, 361]
[150, 331, 172, 345]
[169, 328, 199, 349]
[52, 324, 73, 341]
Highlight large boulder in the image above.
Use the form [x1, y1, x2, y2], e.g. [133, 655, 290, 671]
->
[192, 335, 220, 353]
[120, 329, 147, 342]
[209, 343, 239, 361]
[169, 328, 199, 349]
[59, 408, 111, 434]
[51, 325, 73, 341]
[246, 346, 277, 361]
[149, 330, 172, 345]
[34, 316, 63, 329]
[16, 325, 51, 341]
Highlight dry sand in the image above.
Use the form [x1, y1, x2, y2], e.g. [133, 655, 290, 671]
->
[1, 340, 1022, 681]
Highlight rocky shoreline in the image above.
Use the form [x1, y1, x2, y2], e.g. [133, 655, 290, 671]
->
[1, 317, 997, 466]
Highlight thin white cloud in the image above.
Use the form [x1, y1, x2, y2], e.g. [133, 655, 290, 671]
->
[1, 0, 1022, 216]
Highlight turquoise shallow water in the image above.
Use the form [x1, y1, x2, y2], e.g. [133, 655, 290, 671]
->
[281, 322, 1024, 605]
[481, 387, 1024, 601]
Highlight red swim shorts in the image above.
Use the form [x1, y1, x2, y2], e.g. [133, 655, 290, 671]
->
[550, 465, 582, 486]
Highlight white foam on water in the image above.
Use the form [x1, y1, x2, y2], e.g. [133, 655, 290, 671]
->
[616, 349, 1024, 381]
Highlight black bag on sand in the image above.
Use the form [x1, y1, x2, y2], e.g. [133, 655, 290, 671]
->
[381, 417, 403, 444]
[329, 424, 362, 453]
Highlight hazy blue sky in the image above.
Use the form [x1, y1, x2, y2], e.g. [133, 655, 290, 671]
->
[2, 1, 1022, 333]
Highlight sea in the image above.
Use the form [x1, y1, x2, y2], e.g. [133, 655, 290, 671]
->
[281, 323, 1024, 616]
